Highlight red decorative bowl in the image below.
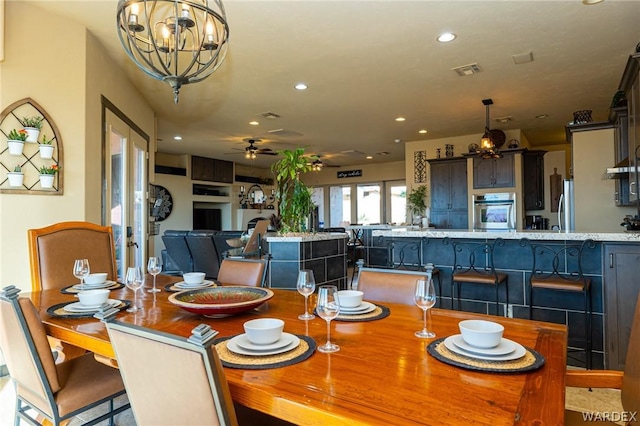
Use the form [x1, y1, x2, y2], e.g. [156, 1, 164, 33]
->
[168, 286, 274, 318]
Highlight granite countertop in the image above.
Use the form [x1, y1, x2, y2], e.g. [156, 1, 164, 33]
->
[265, 232, 348, 242]
[371, 228, 640, 242]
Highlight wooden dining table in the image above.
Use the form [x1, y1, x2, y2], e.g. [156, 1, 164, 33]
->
[26, 274, 568, 425]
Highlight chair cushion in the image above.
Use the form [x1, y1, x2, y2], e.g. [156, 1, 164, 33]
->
[452, 270, 507, 285]
[531, 277, 589, 292]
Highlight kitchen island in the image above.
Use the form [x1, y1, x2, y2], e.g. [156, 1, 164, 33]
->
[371, 228, 640, 369]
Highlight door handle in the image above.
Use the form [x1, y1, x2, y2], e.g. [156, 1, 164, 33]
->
[127, 241, 139, 248]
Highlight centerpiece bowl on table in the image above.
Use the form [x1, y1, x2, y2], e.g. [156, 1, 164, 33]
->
[168, 286, 274, 318]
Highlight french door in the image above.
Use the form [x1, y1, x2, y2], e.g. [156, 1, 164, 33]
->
[104, 109, 148, 279]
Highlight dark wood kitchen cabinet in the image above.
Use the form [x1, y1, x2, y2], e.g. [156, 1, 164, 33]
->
[473, 155, 515, 189]
[191, 156, 234, 183]
[603, 243, 640, 370]
[523, 150, 546, 210]
[429, 158, 468, 229]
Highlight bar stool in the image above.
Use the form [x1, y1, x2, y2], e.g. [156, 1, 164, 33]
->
[525, 238, 594, 369]
[448, 238, 508, 315]
[384, 236, 444, 308]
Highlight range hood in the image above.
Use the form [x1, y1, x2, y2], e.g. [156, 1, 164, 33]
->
[606, 157, 637, 177]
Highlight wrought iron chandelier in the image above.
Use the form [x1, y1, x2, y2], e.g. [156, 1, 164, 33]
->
[477, 98, 502, 159]
[116, 0, 230, 103]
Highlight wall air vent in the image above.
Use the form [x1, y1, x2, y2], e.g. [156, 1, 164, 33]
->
[452, 63, 482, 76]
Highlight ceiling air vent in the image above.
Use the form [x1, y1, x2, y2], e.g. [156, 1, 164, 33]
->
[267, 128, 303, 137]
[452, 63, 481, 77]
[257, 112, 281, 119]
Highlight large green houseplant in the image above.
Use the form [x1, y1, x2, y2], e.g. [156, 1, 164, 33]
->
[407, 184, 428, 223]
[271, 148, 315, 233]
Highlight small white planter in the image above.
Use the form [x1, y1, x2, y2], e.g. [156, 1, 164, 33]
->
[7, 140, 25, 156]
[24, 127, 40, 143]
[7, 172, 24, 187]
[39, 174, 55, 188]
[39, 144, 55, 159]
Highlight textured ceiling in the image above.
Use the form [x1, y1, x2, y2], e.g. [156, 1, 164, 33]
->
[28, 0, 640, 168]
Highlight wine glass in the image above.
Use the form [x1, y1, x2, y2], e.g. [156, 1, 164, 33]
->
[125, 266, 144, 313]
[414, 278, 436, 338]
[73, 259, 90, 290]
[297, 269, 316, 320]
[316, 285, 340, 353]
[147, 256, 162, 293]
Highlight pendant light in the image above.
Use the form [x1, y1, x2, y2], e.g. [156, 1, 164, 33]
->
[478, 98, 502, 159]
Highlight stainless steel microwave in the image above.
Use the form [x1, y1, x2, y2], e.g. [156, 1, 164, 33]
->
[472, 193, 516, 230]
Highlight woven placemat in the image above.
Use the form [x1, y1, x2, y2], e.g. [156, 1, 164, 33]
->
[334, 304, 390, 322]
[213, 335, 316, 370]
[164, 282, 218, 292]
[46, 300, 131, 319]
[60, 282, 124, 294]
[427, 338, 545, 373]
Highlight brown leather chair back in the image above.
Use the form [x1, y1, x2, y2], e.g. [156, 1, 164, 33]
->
[243, 220, 269, 256]
[357, 267, 428, 305]
[28, 221, 118, 291]
[0, 289, 62, 418]
[217, 258, 267, 287]
[622, 294, 640, 415]
[107, 321, 238, 426]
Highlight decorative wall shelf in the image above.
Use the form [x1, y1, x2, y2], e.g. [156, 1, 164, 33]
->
[0, 98, 63, 194]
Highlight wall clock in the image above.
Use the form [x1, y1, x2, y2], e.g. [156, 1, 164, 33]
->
[152, 185, 173, 222]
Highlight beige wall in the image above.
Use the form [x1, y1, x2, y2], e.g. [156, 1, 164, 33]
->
[572, 128, 636, 232]
[0, 2, 154, 290]
[302, 160, 405, 186]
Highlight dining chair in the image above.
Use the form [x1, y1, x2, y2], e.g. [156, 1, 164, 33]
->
[104, 315, 292, 425]
[0, 286, 129, 426]
[564, 293, 640, 424]
[28, 221, 118, 292]
[217, 257, 268, 287]
[356, 266, 429, 305]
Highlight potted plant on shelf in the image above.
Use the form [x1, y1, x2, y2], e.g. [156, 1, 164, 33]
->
[7, 164, 24, 187]
[39, 133, 55, 159]
[39, 164, 59, 188]
[271, 147, 315, 233]
[19, 116, 44, 143]
[6, 129, 28, 155]
[407, 184, 428, 226]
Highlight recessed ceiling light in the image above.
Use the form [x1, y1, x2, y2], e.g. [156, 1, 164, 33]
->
[249, 121, 259, 126]
[294, 83, 308, 90]
[366, 155, 373, 160]
[437, 32, 457, 43]
[395, 117, 406, 122]
[418, 129, 428, 134]
[173, 135, 182, 141]
[535, 114, 548, 119]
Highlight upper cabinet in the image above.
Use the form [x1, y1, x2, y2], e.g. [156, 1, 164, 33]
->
[472, 154, 515, 189]
[523, 150, 546, 210]
[191, 156, 234, 183]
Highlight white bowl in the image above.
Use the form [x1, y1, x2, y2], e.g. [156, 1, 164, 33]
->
[77, 289, 110, 307]
[243, 318, 284, 345]
[337, 290, 363, 308]
[84, 273, 108, 285]
[183, 272, 206, 285]
[458, 320, 504, 349]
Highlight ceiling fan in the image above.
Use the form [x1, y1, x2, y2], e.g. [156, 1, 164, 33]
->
[228, 138, 278, 159]
[310, 155, 341, 171]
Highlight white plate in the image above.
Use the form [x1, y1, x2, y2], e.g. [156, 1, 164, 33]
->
[339, 301, 376, 313]
[227, 334, 300, 356]
[174, 280, 215, 289]
[72, 281, 116, 290]
[443, 335, 526, 361]
[64, 299, 120, 313]
[339, 303, 376, 316]
[451, 334, 516, 356]
[235, 332, 297, 351]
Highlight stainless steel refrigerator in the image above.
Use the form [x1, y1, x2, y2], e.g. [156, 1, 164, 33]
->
[558, 179, 575, 231]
